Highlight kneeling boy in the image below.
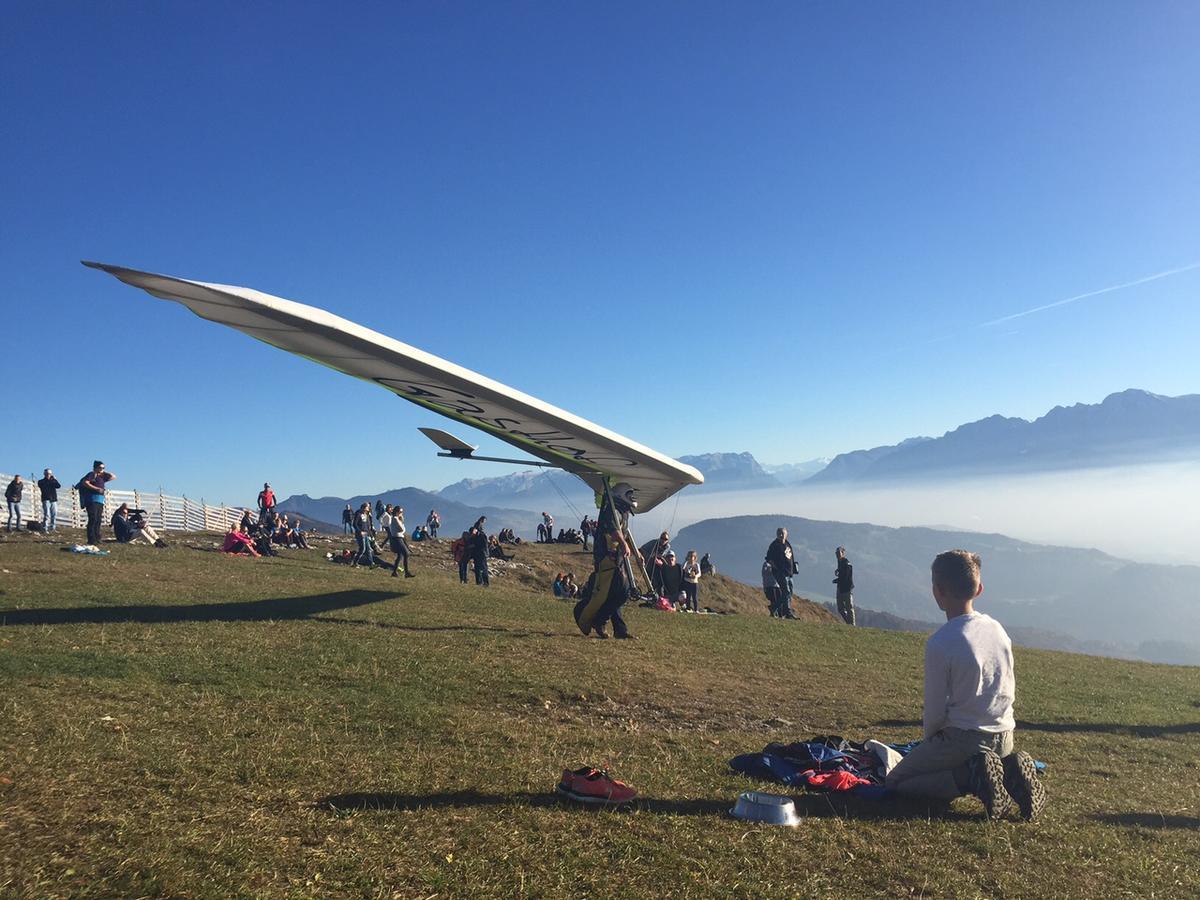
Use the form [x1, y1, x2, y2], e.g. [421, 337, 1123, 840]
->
[885, 549, 1045, 820]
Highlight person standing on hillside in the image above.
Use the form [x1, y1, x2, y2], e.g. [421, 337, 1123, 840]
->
[426, 509, 440, 539]
[257, 483, 276, 516]
[761, 558, 781, 615]
[640, 531, 672, 584]
[80, 461, 115, 545]
[833, 546, 856, 626]
[580, 515, 592, 551]
[574, 482, 644, 640]
[352, 502, 375, 567]
[542, 511, 554, 543]
[682, 550, 702, 612]
[38, 469, 61, 533]
[5, 475, 23, 532]
[469, 516, 490, 585]
[766, 527, 798, 619]
[884, 550, 1045, 821]
[387, 505, 414, 578]
[341, 504, 354, 535]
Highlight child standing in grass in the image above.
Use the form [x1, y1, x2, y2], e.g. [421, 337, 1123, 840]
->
[884, 549, 1046, 821]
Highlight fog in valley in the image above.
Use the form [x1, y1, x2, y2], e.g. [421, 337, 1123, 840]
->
[637, 462, 1200, 567]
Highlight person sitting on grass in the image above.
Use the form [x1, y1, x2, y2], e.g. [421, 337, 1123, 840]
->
[884, 549, 1046, 821]
[110, 503, 165, 546]
[290, 517, 311, 549]
[221, 522, 261, 556]
[562, 572, 579, 599]
[553, 572, 566, 598]
[238, 509, 255, 534]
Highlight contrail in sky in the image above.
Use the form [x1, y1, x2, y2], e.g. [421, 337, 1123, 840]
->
[979, 261, 1200, 328]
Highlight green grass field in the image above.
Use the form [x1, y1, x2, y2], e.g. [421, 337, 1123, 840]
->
[1, 530, 1197, 898]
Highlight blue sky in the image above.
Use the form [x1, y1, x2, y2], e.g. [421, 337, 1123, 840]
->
[3, 2, 1198, 505]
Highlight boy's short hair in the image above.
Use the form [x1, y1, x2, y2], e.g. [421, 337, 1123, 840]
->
[931, 550, 982, 601]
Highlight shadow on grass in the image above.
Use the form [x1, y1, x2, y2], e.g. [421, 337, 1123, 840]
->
[319, 790, 979, 821]
[874, 718, 1200, 738]
[788, 792, 981, 822]
[0, 590, 400, 626]
[316, 617, 559, 638]
[318, 791, 728, 817]
[1091, 812, 1200, 829]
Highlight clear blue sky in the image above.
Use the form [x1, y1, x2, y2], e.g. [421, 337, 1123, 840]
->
[3, 2, 1198, 504]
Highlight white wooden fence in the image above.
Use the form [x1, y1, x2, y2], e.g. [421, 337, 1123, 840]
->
[2, 473, 248, 533]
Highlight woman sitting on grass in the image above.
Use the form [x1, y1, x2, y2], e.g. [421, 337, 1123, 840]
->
[553, 573, 566, 598]
[221, 522, 261, 556]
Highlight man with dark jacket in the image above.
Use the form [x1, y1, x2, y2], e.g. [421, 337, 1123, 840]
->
[833, 546, 856, 625]
[766, 527, 798, 619]
[469, 516, 490, 586]
[341, 504, 354, 535]
[38, 469, 61, 532]
[639, 531, 672, 584]
[653, 549, 685, 607]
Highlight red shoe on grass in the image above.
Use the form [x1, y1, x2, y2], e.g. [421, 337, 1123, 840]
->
[556, 766, 637, 805]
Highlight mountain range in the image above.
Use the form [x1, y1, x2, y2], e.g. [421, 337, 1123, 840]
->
[809, 389, 1200, 483]
[278, 488, 538, 537]
[431, 388, 1200, 508]
[675, 514, 1200, 666]
[436, 451, 786, 513]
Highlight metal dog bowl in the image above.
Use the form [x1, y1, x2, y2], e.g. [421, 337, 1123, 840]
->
[729, 791, 801, 826]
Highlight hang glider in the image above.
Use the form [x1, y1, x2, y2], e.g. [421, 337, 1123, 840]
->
[83, 261, 703, 512]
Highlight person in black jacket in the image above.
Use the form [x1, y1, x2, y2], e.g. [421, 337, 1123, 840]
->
[765, 527, 798, 619]
[653, 549, 685, 607]
[833, 546, 856, 625]
[5, 475, 23, 532]
[38, 469, 61, 532]
[469, 516, 490, 585]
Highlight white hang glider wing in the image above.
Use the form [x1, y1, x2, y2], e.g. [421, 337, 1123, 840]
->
[83, 261, 703, 512]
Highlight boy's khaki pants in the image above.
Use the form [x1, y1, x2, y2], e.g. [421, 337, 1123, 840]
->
[885, 727, 1014, 800]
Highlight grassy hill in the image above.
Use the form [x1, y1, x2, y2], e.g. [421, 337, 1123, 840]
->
[1, 529, 1197, 898]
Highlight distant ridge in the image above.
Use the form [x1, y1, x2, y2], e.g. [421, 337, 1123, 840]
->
[437, 451, 785, 512]
[676, 513, 1200, 666]
[279, 488, 540, 538]
[809, 389, 1200, 483]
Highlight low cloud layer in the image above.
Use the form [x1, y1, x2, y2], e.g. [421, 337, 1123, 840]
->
[636, 462, 1200, 566]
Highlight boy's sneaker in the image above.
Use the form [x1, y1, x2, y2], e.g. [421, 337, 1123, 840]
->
[556, 767, 637, 805]
[966, 750, 1012, 819]
[1002, 751, 1046, 822]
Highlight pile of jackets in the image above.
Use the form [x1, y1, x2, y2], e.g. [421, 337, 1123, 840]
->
[729, 735, 919, 799]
